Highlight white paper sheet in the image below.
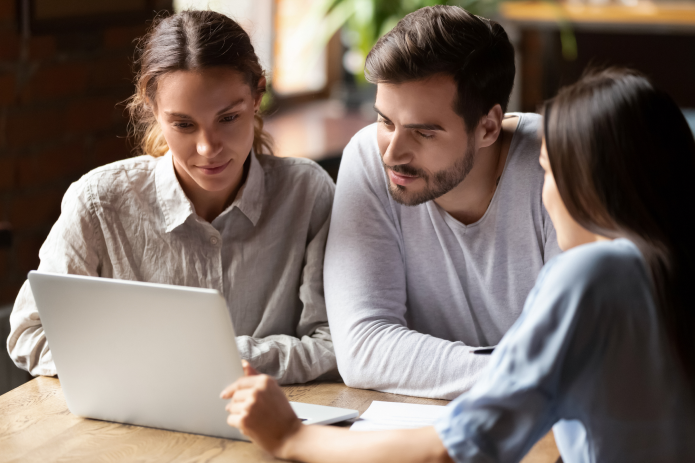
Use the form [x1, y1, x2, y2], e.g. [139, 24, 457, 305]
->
[349, 400, 447, 432]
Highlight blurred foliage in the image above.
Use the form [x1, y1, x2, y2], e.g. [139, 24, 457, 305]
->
[296, 0, 576, 85]
[318, 0, 504, 61]
[261, 82, 275, 112]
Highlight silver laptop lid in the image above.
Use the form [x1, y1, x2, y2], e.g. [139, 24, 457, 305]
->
[28, 271, 245, 440]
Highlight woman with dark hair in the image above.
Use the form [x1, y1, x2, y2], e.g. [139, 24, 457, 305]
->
[220, 68, 695, 462]
[8, 10, 337, 384]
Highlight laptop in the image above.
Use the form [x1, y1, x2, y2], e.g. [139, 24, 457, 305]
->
[28, 271, 358, 441]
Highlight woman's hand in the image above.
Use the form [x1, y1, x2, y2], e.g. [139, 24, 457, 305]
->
[220, 360, 303, 458]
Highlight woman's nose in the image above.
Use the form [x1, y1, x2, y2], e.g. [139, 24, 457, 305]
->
[197, 130, 223, 158]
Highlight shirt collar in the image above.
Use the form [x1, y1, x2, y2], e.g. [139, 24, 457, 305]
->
[155, 150, 265, 233]
[155, 151, 195, 233]
[222, 149, 264, 226]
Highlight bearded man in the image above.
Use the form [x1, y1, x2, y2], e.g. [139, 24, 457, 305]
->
[324, 5, 560, 400]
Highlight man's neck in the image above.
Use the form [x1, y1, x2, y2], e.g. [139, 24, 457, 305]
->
[434, 116, 520, 226]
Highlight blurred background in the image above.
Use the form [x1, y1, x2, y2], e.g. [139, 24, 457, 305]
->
[1, 0, 695, 394]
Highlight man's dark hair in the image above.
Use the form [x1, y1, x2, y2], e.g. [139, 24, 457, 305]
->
[365, 5, 515, 132]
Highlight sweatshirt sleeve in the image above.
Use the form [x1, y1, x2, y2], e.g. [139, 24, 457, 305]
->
[235, 174, 338, 385]
[324, 125, 489, 400]
[541, 203, 561, 263]
[7, 178, 103, 376]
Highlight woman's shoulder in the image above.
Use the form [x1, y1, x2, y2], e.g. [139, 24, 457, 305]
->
[514, 239, 654, 361]
[256, 153, 335, 191]
[538, 239, 651, 309]
[550, 239, 645, 280]
[80, 155, 159, 183]
[70, 155, 161, 202]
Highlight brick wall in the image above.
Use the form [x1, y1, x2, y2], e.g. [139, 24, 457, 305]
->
[0, 1, 172, 305]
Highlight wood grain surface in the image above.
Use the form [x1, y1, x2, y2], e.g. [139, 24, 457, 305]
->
[0, 377, 559, 463]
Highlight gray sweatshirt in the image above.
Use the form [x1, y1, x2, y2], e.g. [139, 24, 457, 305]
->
[324, 113, 560, 400]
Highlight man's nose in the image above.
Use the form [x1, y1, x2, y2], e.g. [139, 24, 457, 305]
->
[382, 130, 413, 167]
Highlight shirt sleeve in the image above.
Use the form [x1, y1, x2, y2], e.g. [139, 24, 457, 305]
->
[324, 126, 490, 400]
[7, 178, 103, 377]
[434, 254, 594, 462]
[235, 173, 338, 385]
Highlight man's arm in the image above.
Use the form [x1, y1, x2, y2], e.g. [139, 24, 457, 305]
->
[541, 203, 561, 262]
[325, 126, 489, 400]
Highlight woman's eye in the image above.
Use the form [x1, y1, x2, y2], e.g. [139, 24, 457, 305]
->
[221, 114, 238, 123]
[173, 122, 193, 129]
[378, 118, 393, 127]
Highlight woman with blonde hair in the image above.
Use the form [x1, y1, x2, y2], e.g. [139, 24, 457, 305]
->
[8, 10, 337, 384]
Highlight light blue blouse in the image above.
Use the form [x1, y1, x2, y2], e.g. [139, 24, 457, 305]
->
[435, 239, 695, 462]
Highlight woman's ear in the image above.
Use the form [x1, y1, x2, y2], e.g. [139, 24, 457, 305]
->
[254, 76, 267, 113]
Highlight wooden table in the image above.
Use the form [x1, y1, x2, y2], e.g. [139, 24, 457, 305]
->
[0, 377, 559, 462]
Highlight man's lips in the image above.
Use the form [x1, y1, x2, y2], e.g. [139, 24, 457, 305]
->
[196, 159, 231, 175]
[388, 168, 419, 186]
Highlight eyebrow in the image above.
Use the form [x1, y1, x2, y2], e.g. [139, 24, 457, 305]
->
[373, 105, 445, 131]
[164, 98, 246, 119]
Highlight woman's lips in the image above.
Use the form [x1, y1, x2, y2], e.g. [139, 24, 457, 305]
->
[197, 159, 231, 175]
[388, 168, 419, 186]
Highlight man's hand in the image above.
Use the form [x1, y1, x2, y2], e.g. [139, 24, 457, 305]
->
[220, 360, 303, 458]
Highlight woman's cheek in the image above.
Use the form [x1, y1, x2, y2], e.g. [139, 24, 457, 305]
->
[160, 126, 179, 149]
[223, 116, 255, 150]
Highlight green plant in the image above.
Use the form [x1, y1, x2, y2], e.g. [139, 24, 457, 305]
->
[298, 0, 506, 82]
[294, 0, 576, 84]
[323, 0, 502, 61]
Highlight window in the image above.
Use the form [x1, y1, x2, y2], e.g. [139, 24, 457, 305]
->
[173, 0, 328, 96]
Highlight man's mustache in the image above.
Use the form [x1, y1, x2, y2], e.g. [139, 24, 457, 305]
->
[383, 163, 427, 178]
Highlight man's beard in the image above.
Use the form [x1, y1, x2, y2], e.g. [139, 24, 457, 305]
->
[383, 140, 476, 207]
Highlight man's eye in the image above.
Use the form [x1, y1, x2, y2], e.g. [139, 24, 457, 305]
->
[221, 114, 238, 123]
[378, 118, 393, 126]
[417, 131, 434, 139]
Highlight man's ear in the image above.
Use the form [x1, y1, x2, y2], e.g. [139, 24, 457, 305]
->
[477, 104, 504, 149]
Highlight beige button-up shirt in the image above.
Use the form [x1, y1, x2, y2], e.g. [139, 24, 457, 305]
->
[7, 151, 337, 384]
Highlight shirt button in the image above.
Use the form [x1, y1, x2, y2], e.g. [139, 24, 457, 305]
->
[209, 236, 219, 245]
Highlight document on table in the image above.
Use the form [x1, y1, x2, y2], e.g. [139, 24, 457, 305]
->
[349, 401, 447, 432]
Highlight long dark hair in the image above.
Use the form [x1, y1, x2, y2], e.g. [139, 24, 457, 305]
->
[544, 68, 695, 388]
[127, 10, 273, 157]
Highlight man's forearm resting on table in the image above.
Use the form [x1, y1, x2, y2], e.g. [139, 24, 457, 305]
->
[280, 425, 453, 463]
[333, 321, 490, 400]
